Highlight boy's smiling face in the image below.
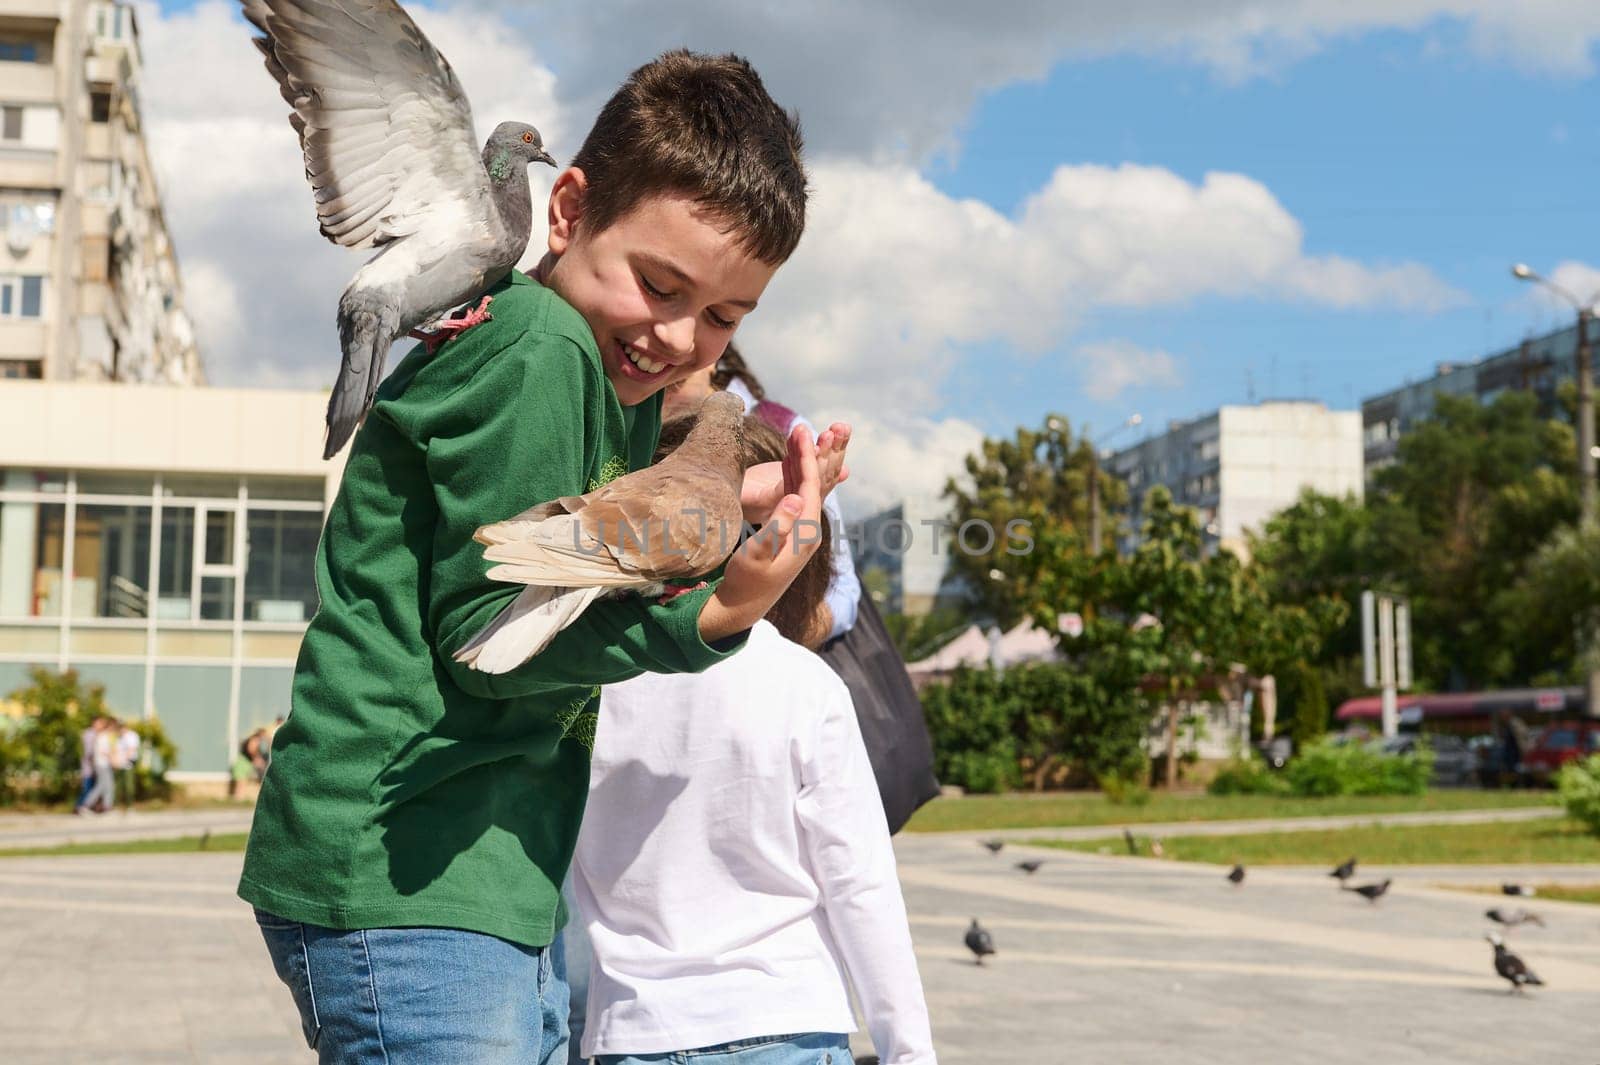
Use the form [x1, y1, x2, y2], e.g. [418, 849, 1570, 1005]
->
[541, 170, 779, 408]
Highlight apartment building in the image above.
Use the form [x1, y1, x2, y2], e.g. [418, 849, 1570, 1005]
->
[0, 0, 199, 384]
[1106, 401, 1363, 557]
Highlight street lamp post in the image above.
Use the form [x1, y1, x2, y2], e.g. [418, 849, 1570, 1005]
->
[1513, 264, 1597, 523]
[1512, 263, 1600, 720]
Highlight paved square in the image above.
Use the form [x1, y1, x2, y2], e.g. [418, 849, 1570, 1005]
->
[1, 837, 1596, 1063]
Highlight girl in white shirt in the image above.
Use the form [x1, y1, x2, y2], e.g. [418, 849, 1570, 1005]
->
[568, 418, 936, 1065]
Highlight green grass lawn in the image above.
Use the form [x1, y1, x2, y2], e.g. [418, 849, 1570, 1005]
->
[1042, 816, 1600, 865]
[0, 833, 249, 859]
[902, 789, 1558, 834]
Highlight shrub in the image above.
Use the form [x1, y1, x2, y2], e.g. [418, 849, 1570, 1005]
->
[1557, 755, 1600, 836]
[1208, 755, 1289, 796]
[921, 667, 1019, 794]
[1284, 736, 1432, 797]
[0, 668, 177, 806]
[1098, 770, 1152, 806]
[920, 661, 1150, 794]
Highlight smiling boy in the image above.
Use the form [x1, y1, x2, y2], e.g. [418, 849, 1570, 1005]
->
[239, 51, 843, 1064]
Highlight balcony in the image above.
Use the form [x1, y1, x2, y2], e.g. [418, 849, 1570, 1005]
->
[0, 59, 56, 103]
[0, 145, 57, 189]
[0, 318, 46, 358]
[0, 3, 62, 28]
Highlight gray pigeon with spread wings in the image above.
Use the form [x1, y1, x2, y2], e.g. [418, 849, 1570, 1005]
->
[455, 393, 750, 674]
[240, 0, 556, 458]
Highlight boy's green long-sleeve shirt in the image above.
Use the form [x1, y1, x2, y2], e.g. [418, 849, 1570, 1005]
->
[238, 271, 743, 947]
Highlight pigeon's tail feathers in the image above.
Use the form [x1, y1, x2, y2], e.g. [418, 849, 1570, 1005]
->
[453, 585, 606, 674]
[326, 290, 401, 459]
[482, 515, 649, 587]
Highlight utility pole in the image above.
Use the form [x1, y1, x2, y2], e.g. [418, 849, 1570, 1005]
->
[1513, 265, 1599, 720]
[1577, 307, 1596, 525]
[1577, 307, 1599, 722]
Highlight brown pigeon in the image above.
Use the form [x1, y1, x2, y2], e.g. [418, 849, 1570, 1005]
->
[455, 392, 748, 673]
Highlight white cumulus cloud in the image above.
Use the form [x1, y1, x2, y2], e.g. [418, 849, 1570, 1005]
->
[1076, 340, 1185, 402]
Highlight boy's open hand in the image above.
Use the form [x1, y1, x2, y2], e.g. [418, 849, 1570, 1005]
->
[740, 421, 850, 525]
[702, 424, 834, 642]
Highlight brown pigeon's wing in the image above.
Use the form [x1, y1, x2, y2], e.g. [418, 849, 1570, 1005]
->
[240, 0, 489, 250]
[574, 464, 742, 579]
[481, 464, 739, 587]
[482, 512, 648, 588]
[475, 498, 576, 547]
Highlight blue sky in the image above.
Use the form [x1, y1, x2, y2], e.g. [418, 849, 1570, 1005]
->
[930, 28, 1599, 441]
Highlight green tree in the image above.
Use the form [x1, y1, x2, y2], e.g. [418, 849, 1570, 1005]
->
[1367, 391, 1577, 688]
[1028, 488, 1341, 788]
[944, 413, 1127, 627]
[1495, 522, 1600, 686]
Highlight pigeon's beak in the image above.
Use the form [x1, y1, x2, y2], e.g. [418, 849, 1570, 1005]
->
[533, 149, 557, 168]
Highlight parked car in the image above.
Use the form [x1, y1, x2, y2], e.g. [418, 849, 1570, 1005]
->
[1520, 720, 1600, 786]
[1376, 734, 1476, 788]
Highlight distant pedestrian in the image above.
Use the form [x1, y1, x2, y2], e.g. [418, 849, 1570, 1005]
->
[116, 722, 142, 805]
[83, 717, 117, 814]
[73, 717, 99, 814]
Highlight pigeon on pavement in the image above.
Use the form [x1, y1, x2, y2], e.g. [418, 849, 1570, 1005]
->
[1502, 883, 1536, 897]
[455, 394, 747, 673]
[1329, 857, 1357, 882]
[1016, 860, 1045, 875]
[1347, 878, 1392, 903]
[1227, 864, 1245, 885]
[965, 918, 996, 966]
[241, 0, 557, 458]
[1486, 907, 1544, 929]
[981, 839, 1005, 855]
[1487, 934, 1544, 992]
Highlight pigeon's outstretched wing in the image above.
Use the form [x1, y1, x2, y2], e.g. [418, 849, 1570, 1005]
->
[240, 0, 488, 251]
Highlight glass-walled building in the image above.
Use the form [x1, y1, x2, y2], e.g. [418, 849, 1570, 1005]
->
[0, 379, 339, 779]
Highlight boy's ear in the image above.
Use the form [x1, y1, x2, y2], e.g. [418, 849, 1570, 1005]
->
[547, 167, 589, 256]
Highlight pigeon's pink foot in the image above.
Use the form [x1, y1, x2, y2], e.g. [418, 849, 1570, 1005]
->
[408, 296, 495, 354]
[656, 580, 709, 606]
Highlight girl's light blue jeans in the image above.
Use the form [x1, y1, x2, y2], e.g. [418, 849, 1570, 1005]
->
[255, 908, 570, 1065]
[596, 1032, 853, 1065]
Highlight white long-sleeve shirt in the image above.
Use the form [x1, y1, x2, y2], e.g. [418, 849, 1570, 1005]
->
[571, 621, 935, 1063]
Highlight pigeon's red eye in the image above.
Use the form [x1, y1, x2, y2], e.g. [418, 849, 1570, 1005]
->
[522, 132, 533, 143]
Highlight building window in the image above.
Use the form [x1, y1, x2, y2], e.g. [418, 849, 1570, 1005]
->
[246, 510, 321, 622]
[0, 359, 41, 379]
[0, 276, 46, 319]
[90, 91, 111, 124]
[74, 502, 154, 618]
[0, 498, 66, 618]
[0, 41, 39, 63]
[1, 106, 22, 141]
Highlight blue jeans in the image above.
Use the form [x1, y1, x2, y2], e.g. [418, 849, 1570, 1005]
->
[255, 909, 569, 1064]
[597, 1032, 853, 1065]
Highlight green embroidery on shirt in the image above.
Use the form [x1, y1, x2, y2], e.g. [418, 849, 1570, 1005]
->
[590, 455, 628, 492]
[560, 457, 627, 749]
[558, 685, 601, 751]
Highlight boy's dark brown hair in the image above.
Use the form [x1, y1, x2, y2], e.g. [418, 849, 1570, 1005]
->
[656, 412, 832, 646]
[569, 50, 807, 265]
